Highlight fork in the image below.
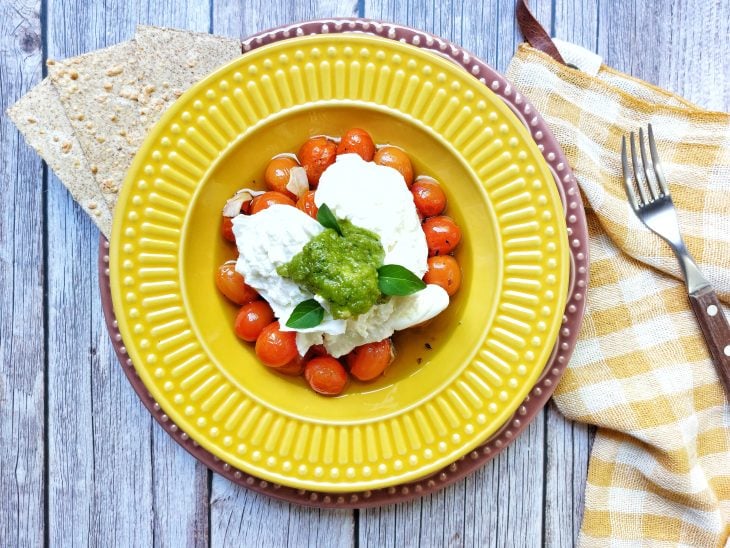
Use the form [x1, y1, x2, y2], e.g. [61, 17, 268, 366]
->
[621, 125, 730, 397]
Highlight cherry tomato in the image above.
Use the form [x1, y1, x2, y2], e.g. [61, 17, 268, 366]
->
[264, 156, 299, 200]
[424, 255, 462, 296]
[346, 340, 394, 381]
[298, 137, 337, 186]
[255, 321, 298, 368]
[336, 128, 376, 161]
[374, 146, 414, 188]
[307, 344, 328, 358]
[276, 355, 305, 376]
[215, 262, 259, 305]
[221, 217, 235, 242]
[250, 191, 296, 214]
[411, 178, 447, 217]
[296, 191, 319, 219]
[234, 300, 274, 342]
[422, 215, 462, 256]
[304, 357, 348, 396]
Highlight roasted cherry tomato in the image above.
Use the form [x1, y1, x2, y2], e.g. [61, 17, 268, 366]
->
[422, 215, 462, 256]
[234, 300, 274, 342]
[306, 344, 328, 358]
[296, 190, 319, 219]
[221, 217, 236, 242]
[346, 339, 394, 381]
[276, 355, 306, 376]
[215, 262, 259, 305]
[255, 321, 298, 368]
[264, 156, 299, 200]
[264, 156, 300, 199]
[304, 357, 348, 396]
[374, 146, 414, 188]
[298, 137, 337, 186]
[424, 255, 462, 296]
[336, 128, 376, 161]
[250, 191, 296, 214]
[411, 178, 447, 217]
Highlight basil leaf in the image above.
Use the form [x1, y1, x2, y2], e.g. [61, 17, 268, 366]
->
[316, 203, 343, 236]
[286, 299, 325, 329]
[377, 264, 427, 296]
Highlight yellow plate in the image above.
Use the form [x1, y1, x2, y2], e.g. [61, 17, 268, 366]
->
[111, 34, 569, 492]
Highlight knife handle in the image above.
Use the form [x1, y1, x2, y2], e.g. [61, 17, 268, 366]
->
[688, 286, 730, 399]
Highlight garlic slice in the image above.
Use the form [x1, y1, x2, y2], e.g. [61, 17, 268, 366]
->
[222, 188, 265, 217]
[285, 166, 309, 199]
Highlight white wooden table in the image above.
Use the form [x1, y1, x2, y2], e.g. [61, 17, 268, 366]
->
[3, 1, 728, 545]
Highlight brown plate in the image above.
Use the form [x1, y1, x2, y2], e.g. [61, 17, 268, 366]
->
[99, 17, 588, 508]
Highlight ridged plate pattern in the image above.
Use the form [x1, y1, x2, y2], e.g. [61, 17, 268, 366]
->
[110, 34, 569, 492]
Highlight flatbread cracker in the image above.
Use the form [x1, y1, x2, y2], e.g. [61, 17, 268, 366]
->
[48, 41, 145, 213]
[135, 25, 241, 129]
[7, 78, 113, 238]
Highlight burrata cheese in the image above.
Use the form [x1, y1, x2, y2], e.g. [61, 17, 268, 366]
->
[231, 153, 449, 357]
[315, 154, 428, 277]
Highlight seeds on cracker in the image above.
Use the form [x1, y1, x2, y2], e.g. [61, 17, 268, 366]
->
[6, 78, 112, 237]
[48, 40, 144, 211]
[133, 25, 241, 131]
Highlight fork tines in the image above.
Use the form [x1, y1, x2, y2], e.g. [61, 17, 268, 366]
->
[621, 124, 670, 209]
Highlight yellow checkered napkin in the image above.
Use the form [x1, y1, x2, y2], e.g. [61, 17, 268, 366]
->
[507, 43, 730, 546]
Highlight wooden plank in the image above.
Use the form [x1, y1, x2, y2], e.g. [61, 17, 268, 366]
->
[553, 0, 599, 51]
[357, 501, 420, 548]
[589, 0, 730, 111]
[212, 0, 358, 40]
[208, 4, 358, 547]
[209, 477, 354, 546]
[151, 423, 210, 547]
[544, 404, 593, 548]
[45, 176, 108, 547]
[0, 1, 45, 546]
[465, 416, 546, 547]
[44, 1, 211, 546]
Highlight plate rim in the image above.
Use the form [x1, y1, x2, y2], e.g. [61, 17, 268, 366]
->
[104, 18, 589, 504]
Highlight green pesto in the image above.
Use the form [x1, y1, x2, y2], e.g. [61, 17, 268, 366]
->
[278, 220, 385, 319]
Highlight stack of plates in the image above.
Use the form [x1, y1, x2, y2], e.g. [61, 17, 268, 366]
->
[101, 19, 588, 507]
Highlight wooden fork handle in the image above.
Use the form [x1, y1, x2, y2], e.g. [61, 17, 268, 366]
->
[688, 286, 730, 398]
